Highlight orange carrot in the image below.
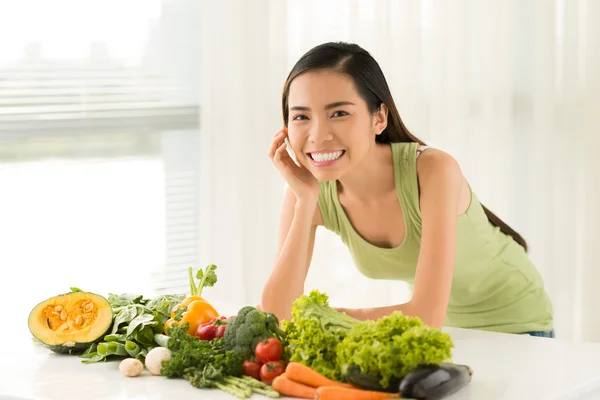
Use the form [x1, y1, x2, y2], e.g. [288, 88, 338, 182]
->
[272, 374, 317, 399]
[315, 386, 401, 400]
[285, 362, 354, 389]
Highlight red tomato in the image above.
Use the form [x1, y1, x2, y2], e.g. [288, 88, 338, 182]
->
[195, 324, 216, 341]
[215, 324, 227, 338]
[242, 360, 262, 380]
[260, 361, 285, 385]
[255, 338, 283, 362]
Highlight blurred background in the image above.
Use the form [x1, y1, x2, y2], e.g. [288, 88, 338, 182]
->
[2, 0, 599, 343]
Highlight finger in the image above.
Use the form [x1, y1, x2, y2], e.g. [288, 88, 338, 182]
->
[273, 141, 289, 163]
[268, 130, 286, 158]
[268, 136, 284, 159]
[273, 127, 285, 138]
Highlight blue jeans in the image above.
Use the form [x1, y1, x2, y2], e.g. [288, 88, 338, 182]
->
[524, 329, 555, 338]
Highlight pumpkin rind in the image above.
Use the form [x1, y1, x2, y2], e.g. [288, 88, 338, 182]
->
[28, 292, 113, 354]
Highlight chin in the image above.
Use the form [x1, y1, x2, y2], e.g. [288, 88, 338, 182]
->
[311, 169, 344, 183]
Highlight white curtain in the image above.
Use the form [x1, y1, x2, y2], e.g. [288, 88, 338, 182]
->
[198, 0, 600, 341]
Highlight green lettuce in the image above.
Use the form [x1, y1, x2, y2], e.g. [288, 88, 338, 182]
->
[336, 312, 454, 388]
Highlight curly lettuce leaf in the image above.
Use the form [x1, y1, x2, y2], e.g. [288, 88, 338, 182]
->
[336, 312, 454, 388]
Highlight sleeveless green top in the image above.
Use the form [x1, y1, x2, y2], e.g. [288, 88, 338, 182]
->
[317, 141, 553, 334]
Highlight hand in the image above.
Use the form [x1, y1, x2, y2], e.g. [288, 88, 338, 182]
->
[268, 127, 319, 202]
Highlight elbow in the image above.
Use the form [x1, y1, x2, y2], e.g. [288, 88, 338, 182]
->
[408, 300, 447, 330]
[260, 291, 291, 322]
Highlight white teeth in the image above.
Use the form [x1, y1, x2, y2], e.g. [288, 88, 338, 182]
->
[311, 151, 343, 163]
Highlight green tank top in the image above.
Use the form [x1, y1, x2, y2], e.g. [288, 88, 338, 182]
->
[317, 141, 553, 334]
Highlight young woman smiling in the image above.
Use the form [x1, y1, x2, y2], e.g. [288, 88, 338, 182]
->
[260, 42, 554, 338]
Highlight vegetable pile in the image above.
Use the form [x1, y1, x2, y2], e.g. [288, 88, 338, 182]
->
[28, 267, 472, 399]
[281, 289, 455, 389]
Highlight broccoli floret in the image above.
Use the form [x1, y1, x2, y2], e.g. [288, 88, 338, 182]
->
[223, 306, 285, 361]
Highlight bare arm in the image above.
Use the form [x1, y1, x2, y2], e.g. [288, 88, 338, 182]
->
[339, 149, 464, 329]
[260, 186, 319, 321]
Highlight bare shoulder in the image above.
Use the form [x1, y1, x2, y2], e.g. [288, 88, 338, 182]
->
[415, 147, 470, 215]
[415, 147, 463, 183]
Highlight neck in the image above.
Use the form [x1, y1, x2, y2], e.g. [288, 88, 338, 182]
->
[337, 142, 395, 203]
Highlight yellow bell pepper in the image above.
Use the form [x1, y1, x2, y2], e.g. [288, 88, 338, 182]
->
[164, 265, 220, 335]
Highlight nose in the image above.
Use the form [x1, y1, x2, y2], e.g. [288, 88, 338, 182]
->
[307, 118, 333, 144]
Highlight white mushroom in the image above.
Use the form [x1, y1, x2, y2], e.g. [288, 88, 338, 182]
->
[119, 358, 144, 377]
[144, 347, 172, 376]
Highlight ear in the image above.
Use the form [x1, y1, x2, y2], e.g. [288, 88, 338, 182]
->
[373, 103, 388, 135]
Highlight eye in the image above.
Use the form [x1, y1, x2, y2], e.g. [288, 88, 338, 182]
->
[292, 114, 308, 121]
[331, 110, 349, 118]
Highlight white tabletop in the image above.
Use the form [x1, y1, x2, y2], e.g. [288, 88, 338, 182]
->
[3, 325, 600, 400]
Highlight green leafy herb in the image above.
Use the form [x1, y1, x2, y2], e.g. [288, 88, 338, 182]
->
[162, 323, 276, 399]
[189, 264, 218, 297]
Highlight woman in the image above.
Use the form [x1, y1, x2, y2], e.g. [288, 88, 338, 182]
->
[261, 41, 554, 337]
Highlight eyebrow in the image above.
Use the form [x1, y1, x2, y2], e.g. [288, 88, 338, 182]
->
[290, 101, 355, 111]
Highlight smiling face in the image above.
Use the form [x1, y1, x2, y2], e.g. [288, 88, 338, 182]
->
[286, 69, 387, 182]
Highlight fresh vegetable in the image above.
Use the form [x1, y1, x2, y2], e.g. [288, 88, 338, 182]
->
[235, 375, 281, 398]
[285, 362, 353, 389]
[195, 316, 229, 341]
[215, 324, 227, 338]
[163, 265, 220, 335]
[28, 290, 113, 354]
[119, 358, 144, 377]
[144, 347, 172, 376]
[78, 292, 183, 364]
[242, 360, 263, 380]
[398, 362, 473, 399]
[223, 306, 286, 361]
[314, 386, 400, 400]
[281, 290, 360, 381]
[272, 374, 317, 399]
[256, 338, 284, 362]
[260, 361, 286, 385]
[185, 370, 281, 398]
[197, 324, 217, 341]
[162, 322, 280, 398]
[161, 322, 243, 378]
[336, 312, 454, 389]
[344, 364, 400, 393]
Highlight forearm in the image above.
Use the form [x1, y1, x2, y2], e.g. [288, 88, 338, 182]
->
[261, 200, 316, 320]
[339, 301, 444, 329]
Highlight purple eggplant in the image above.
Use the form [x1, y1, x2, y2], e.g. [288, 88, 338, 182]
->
[399, 362, 473, 399]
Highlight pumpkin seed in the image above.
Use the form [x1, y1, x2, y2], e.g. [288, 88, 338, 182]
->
[85, 303, 94, 311]
[51, 311, 59, 316]
[60, 310, 67, 321]
[54, 305, 64, 311]
[75, 315, 83, 325]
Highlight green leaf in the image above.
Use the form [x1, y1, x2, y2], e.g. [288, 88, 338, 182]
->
[70, 287, 83, 293]
[132, 326, 156, 347]
[174, 307, 185, 321]
[108, 293, 144, 308]
[126, 314, 158, 337]
[111, 305, 138, 334]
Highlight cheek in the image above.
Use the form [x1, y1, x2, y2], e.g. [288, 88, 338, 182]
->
[286, 129, 305, 153]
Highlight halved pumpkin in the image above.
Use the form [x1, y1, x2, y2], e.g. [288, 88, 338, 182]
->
[28, 291, 113, 354]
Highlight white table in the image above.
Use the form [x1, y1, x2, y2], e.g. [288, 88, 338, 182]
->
[3, 325, 600, 400]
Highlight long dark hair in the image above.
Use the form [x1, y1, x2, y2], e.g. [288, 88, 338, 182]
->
[281, 41, 529, 252]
